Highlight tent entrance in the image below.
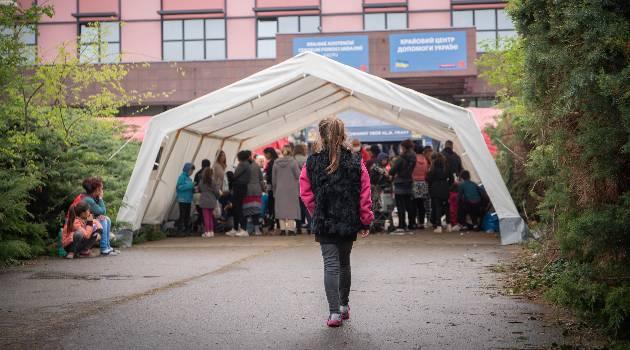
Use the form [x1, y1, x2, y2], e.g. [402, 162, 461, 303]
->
[118, 52, 528, 244]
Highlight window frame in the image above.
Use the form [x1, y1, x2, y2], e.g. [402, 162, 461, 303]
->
[256, 15, 321, 58]
[78, 21, 121, 64]
[161, 18, 227, 62]
[451, 8, 516, 52]
[363, 12, 408, 31]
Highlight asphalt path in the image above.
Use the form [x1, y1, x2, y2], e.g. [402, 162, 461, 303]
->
[0, 231, 567, 349]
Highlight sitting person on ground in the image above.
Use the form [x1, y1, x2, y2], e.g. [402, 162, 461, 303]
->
[199, 165, 220, 238]
[457, 170, 483, 231]
[62, 201, 102, 259]
[176, 162, 195, 234]
[81, 177, 119, 256]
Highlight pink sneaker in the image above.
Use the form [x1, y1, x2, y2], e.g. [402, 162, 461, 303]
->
[340, 305, 350, 320]
[326, 314, 343, 327]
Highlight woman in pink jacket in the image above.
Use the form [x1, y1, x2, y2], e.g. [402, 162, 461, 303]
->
[299, 118, 374, 328]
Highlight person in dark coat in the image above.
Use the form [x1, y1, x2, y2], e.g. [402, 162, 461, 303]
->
[389, 139, 417, 233]
[227, 151, 251, 237]
[263, 147, 279, 231]
[441, 140, 462, 183]
[427, 153, 453, 233]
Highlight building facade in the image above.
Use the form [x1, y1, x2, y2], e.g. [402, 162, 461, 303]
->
[20, 0, 514, 112]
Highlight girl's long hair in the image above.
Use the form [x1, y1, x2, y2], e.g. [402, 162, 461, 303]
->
[66, 201, 89, 234]
[314, 118, 351, 174]
[202, 166, 213, 186]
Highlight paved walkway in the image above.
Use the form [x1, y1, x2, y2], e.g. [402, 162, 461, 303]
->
[0, 232, 567, 349]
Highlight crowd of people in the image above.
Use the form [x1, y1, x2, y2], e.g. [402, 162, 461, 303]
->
[174, 145, 313, 238]
[367, 139, 490, 234]
[172, 136, 491, 238]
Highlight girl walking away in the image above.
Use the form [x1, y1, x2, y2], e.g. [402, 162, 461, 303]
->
[176, 162, 195, 234]
[62, 201, 102, 259]
[300, 118, 374, 328]
[273, 145, 301, 235]
[389, 139, 417, 232]
[427, 153, 452, 233]
[199, 166, 220, 238]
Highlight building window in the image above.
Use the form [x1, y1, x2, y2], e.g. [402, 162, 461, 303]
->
[363, 12, 407, 31]
[1, 24, 37, 64]
[79, 22, 120, 63]
[452, 9, 516, 52]
[256, 16, 320, 58]
[162, 19, 226, 61]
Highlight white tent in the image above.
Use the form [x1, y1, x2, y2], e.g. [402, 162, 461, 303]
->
[117, 52, 528, 245]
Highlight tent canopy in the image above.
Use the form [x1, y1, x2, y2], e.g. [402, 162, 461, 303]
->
[117, 52, 527, 244]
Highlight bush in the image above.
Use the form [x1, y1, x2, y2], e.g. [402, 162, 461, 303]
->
[0, 240, 34, 263]
[133, 226, 167, 245]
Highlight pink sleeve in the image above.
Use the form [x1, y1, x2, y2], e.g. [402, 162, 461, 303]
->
[359, 160, 374, 226]
[299, 166, 315, 217]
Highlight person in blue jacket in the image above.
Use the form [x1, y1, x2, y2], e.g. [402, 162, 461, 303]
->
[81, 177, 119, 256]
[176, 162, 196, 233]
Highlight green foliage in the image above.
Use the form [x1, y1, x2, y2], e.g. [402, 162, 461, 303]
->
[0, 239, 34, 263]
[482, 0, 630, 340]
[133, 226, 167, 245]
[0, 3, 152, 263]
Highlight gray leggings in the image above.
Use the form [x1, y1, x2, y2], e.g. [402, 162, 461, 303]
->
[320, 241, 354, 314]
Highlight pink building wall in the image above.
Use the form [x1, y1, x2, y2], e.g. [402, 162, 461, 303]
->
[321, 0, 362, 13]
[322, 15, 363, 32]
[409, 12, 451, 29]
[122, 22, 162, 62]
[121, 0, 161, 20]
[32, 0, 474, 62]
[408, 0, 450, 11]
[227, 0, 255, 17]
[257, 0, 319, 7]
[39, 0, 76, 22]
[38, 24, 77, 63]
[227, 19, 256, 59]
[78, 0, 118, 14]
[162, 0, 225, 11]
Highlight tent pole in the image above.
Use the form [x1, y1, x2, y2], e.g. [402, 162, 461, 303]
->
[139, 129, 181, 228]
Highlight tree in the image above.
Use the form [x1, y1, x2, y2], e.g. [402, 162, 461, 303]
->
[0, 3, 156, 263]
[486, 0, 630, 339]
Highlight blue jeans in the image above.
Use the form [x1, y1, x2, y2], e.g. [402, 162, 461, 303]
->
[99, 216, 112, 252]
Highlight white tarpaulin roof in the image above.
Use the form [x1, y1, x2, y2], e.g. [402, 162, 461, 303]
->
[117, 52, 528, 244]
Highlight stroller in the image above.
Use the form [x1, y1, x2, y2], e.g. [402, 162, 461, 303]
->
[371, 183, 395, 233]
